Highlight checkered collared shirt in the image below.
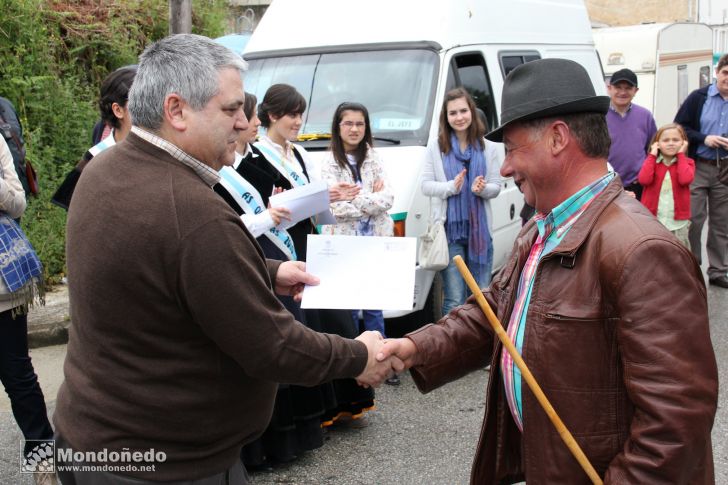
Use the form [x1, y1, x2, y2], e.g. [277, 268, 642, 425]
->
[500, 172, 616, 432]
[131, 126, 220, 186]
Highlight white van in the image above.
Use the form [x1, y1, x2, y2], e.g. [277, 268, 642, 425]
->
[242, 0, 605, 330]
[592, 23, 713, 126]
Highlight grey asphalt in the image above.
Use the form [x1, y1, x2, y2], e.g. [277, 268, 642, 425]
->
[1, 271, 727, 484]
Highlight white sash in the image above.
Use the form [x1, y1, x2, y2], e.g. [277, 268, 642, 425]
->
[88, 129, 116, 157]
[254, 142, 308, 188]
[218, 166, 297, 261]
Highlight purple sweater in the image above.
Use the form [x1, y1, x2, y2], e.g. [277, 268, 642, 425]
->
[606, 104, 657, 186]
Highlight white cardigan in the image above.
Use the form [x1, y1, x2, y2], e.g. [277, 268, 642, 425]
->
[421, 138, 502, 234]
[0, 137, 26, 220]
[0, 137, 28, 312]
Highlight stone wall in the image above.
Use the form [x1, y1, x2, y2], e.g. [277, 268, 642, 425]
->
[585, 0, 693, 26]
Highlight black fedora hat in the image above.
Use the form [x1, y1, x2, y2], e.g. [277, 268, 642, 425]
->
[486, 58, 610, 142]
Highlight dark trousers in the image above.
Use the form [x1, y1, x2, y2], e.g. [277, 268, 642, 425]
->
[689, 160, 728, 277]
[0, 308, 54, 454]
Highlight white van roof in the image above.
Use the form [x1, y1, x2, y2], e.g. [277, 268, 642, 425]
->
[245, 0, 595, 56]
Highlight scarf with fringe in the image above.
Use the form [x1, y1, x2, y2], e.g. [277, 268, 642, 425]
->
[442, 134, 491, 267]
[0, 214, 44, 314]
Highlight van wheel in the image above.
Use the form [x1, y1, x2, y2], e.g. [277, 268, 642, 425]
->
[385, 273, 443, 338]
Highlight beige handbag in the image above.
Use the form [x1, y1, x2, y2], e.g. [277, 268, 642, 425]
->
[418, 218, 449, 270]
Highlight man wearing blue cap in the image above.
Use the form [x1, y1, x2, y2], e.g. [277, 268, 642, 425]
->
[378, 58, 717, 484]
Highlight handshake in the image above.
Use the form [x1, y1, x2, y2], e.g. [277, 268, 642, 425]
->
[354, 331, 420, 388]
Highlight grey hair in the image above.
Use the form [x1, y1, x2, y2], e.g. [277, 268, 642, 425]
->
[128, 34, 248, 130]
[519, 113, 611, 158]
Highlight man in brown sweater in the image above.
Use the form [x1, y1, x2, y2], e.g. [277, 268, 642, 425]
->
[54, 34, 399, 484]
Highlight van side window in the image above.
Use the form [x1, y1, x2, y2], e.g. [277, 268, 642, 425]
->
[449, 53, 498, 131]
[499, 51, 541, 78]
[699, 66, 711, 88]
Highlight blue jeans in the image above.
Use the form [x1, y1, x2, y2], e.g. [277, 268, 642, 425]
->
[441, 240, 493, 316]
[0, 309, 54, 454]
[351, 310, 386, 338]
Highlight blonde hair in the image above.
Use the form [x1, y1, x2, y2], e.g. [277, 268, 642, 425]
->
[652, 123, 687, 146]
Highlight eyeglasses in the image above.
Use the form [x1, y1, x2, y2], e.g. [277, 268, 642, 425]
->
[340, 121, 366, 129]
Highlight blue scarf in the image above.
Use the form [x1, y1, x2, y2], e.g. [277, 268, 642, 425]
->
[442, 134, 491, 267]
[0, 214, 44, 313]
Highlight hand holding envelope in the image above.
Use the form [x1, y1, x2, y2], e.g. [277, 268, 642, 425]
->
[274, 261, 320, 302]
[301, 235, 416, 310]
[273, 259, 406, 386]
[268, 180, 336, 229]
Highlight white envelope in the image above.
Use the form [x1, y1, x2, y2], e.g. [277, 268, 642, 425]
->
[269, 180, 335, 230]
[301, 235, 416, 311]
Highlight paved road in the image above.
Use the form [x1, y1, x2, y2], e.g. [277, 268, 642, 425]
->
[1, 283, 727, 484]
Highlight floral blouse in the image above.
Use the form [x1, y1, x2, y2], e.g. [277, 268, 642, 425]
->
[320, 148, 394, 237]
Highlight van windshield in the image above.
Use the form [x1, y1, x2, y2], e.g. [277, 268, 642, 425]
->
[245, 49, 439, 147]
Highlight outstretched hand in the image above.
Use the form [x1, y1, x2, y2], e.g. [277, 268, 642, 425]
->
[355, 331, 405, 388]
[377, 338, 419, 370]
[274, 261, 319, 302]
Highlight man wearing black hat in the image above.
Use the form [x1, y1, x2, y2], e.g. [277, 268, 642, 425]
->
[674, 54, 728, 288]
[605, 68, 657, 200]
[378, 58, 717, 484]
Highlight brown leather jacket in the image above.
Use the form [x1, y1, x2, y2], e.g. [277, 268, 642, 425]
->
[408, 178, 717, 484]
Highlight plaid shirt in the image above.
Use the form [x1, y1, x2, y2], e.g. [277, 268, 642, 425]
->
[500, 172, 615, 432]
[131, 126, 220, 187]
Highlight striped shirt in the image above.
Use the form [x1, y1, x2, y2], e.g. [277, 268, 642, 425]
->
[501, 172, 615, 432]
[131, 126, 220, 187]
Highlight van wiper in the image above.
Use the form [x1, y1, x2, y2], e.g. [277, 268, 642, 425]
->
[373, 136, 401, 145]
[295, 133, 400, 145]
[297, 133, 332, 141]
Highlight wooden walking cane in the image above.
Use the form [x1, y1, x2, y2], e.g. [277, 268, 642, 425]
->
[453, 255, 603, 485]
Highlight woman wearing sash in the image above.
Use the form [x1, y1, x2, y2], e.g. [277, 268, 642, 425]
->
[52, 65, 137, 210]
[256, 84, 376, 428]
[214, 92, 334, 470]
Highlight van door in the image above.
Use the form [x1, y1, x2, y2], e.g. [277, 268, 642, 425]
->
[491, 51, 544, 265]
[446, 52, 498, 131]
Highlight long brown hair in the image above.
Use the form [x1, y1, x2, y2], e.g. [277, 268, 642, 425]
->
[329, 102, 373, 179]
[437, 87, 484, 154]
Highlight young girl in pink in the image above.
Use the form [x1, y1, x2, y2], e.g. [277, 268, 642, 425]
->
[638, 123, 695, 247]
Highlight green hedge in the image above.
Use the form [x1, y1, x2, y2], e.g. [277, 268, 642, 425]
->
[0, 0, 228, 282]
